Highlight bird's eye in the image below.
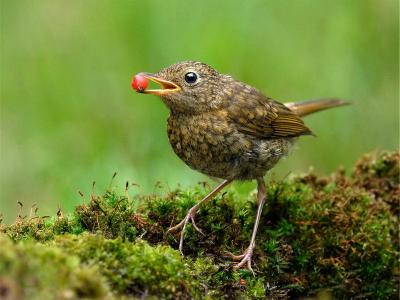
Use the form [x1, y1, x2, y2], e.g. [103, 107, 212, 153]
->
[184, 72, 198, 84]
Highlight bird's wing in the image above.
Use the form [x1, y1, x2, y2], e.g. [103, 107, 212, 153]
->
[228, 85, 313, 138]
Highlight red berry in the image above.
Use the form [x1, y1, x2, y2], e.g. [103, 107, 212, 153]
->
[131, 74, 149, 92]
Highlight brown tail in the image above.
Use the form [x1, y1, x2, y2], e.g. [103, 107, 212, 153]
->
[284, 98, 350, 117]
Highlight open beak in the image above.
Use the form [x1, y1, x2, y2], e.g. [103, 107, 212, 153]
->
[138, 72, 181, 95]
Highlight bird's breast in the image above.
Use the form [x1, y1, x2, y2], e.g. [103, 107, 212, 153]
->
[167, 111, 249, 179]
[166, 111, 294, 180]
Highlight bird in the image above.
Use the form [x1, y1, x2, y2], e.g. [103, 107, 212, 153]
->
[132, 61, 349, 272]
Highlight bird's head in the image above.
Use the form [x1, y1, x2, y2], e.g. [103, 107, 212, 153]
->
[134, 61, 233, 114]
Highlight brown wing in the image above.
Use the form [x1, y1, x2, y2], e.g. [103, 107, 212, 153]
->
[228, 83, 313, 138]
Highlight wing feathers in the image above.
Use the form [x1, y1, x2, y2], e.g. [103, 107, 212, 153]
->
[228, 86, 313, 138]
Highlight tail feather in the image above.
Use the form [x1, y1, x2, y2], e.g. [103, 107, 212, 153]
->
[284, 98, 350, 117]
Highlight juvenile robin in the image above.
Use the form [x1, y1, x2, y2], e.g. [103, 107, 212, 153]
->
[132, 61, 348, 271]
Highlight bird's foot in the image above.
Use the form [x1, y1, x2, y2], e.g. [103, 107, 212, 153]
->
[167, 206, 203, 254]
[226, 244, 255, 274]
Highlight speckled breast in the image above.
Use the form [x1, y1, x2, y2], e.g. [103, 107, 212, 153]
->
[167, 111, 294, 180]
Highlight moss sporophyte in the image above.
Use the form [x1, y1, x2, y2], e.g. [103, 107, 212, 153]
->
[0, 151, 398, 299]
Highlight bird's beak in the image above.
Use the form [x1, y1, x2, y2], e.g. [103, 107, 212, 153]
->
[138, 72, 181, 95]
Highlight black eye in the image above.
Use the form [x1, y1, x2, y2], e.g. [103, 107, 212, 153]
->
[184, 72, 198, 84]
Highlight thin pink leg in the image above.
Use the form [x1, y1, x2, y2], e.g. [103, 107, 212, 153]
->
[227, 177, 267, 273]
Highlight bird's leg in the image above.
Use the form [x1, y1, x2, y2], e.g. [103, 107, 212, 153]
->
[227, 177, 267, 273]
[168, 179, 232, 254]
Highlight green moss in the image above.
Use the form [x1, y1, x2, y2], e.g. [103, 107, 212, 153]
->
[0, 151, 398, 299]
[74, 191, 140, 241]
[53, 233, 203, 299]
[0, 234, 109, 300]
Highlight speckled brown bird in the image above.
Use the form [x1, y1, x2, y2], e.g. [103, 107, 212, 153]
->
[134, 61, 348, 272]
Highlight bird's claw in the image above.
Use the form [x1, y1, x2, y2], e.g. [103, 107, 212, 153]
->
[225, 251, 245, 261]
[167, 207, 203, 254]
[225, 245, 255, 274]
[190, 215, 204, 235]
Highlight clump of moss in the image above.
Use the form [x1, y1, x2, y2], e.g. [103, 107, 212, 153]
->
[352, 151, 399, 215]
[53, 233, 206, 299]
[74, 190, 142, 241]
[0, 151, 398, 299]
[2, 206, 84, 243]
[3, 215, 54, 242]
[0, 234, 110, 300]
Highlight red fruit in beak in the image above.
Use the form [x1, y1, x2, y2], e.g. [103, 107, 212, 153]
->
[131, 74, 149, 93]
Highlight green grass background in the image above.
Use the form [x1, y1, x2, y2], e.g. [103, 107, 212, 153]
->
[1, 0, 398, 223]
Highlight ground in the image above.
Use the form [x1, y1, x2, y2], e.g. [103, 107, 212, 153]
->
[0, 151, 398, 300]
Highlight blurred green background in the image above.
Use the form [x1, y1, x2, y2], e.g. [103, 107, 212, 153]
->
[1, 0, 398, 223]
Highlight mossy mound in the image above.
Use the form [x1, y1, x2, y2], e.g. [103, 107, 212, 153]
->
[0, 151, 398, 299]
